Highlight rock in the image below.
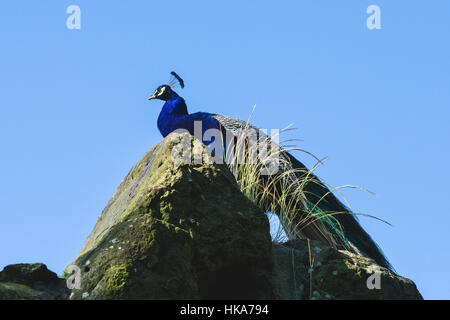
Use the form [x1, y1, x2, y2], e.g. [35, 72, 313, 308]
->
[272, 240, 423, 300]
[0, 132, 422, 300]
[61, 132, 422, 300]
[0, 263, 69, 300]
[66, 133, 274, 299]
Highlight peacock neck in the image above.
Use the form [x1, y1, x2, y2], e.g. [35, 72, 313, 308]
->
[157, 93, 189, 137]
[160, 93, 188, 116]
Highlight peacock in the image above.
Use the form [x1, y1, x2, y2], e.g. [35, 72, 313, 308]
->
[147, 72, 392, 271]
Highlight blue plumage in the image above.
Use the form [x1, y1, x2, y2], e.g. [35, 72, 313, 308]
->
[154, 91, 219, 139]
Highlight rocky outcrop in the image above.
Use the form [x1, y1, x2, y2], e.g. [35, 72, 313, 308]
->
[63, 132, 422, 300]
[66, 133, 274, 299]
[0, 263, 69, 300]
[272, 240, 422, 299]
[0, 132, 422, 300]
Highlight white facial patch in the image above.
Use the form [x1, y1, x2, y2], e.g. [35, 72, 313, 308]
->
[158, 86, 166, 96]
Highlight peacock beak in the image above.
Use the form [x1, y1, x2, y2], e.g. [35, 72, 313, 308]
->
[147, 93, 156, 101]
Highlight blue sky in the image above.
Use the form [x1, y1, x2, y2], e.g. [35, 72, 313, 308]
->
[0, 1, 449, 299]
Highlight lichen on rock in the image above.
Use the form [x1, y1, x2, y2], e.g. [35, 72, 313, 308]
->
[272, 240, 423, 300]
[67, 133, 274, 299]
[0, 134, 423, 300]
[61, 132, 423, 300]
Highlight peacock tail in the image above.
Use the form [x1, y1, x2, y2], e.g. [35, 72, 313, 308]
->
[212, 114, 393, 271]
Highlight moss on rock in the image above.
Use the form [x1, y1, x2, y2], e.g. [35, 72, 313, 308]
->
[271, 240, 423, 300]
[0, 263, 69, 300]
[67, 133, 274, 300]
[64, 132, 422, 300]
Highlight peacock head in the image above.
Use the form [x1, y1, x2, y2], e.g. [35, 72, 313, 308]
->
[147, 72, 184, 101]
[147, 85, 172, 101]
